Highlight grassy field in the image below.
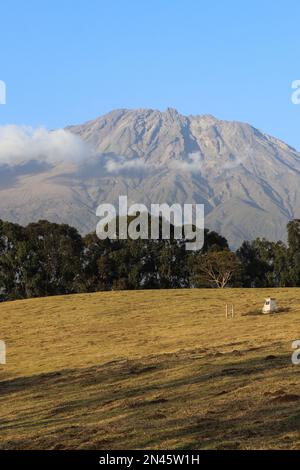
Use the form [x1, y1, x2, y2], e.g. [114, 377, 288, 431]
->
[1, 288, 300, 449]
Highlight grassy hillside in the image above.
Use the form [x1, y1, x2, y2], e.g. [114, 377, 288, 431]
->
[1, 288, 300, 449]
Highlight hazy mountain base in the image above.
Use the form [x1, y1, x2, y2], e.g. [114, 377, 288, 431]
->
[1, 108, 300, 248]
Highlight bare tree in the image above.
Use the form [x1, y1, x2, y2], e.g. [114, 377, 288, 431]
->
[198, 250, 241, 288]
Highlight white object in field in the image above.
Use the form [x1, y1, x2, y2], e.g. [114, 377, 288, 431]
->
[262, 298, 277, 314]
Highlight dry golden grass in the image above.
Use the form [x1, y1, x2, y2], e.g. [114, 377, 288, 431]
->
[1, 288, 300, 449]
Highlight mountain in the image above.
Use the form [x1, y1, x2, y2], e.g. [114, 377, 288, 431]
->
[1, 107, 300, 248]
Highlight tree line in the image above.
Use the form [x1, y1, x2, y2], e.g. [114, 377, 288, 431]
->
[1, 218, 300, 301]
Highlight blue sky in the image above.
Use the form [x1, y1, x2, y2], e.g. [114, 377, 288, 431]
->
[1, 0, 300, 148]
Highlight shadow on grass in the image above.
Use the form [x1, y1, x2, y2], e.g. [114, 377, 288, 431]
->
[0, 348, 297, 449]
[242, 307, 291, 317]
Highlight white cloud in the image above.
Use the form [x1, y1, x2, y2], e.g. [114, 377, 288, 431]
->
[105, 156, 149, 174]
[0, 125, 94, 166]
[170, 152, 203, 172]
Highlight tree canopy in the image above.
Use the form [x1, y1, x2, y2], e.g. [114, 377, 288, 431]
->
[0, 218, 299, 301]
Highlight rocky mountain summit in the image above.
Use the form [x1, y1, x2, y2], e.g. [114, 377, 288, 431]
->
[1, 108, 300, 248]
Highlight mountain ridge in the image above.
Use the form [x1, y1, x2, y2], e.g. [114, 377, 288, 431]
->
[0, 107, 300, 248]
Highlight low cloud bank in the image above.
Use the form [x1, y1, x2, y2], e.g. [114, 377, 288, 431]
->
[0, 127, 229, 175]
[170, 152, 203, 172]
[105, 156, 151, 175]
[0, 125, 94, 166]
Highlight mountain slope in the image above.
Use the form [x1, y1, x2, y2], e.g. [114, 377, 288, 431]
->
[1, 108, 300, 247]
